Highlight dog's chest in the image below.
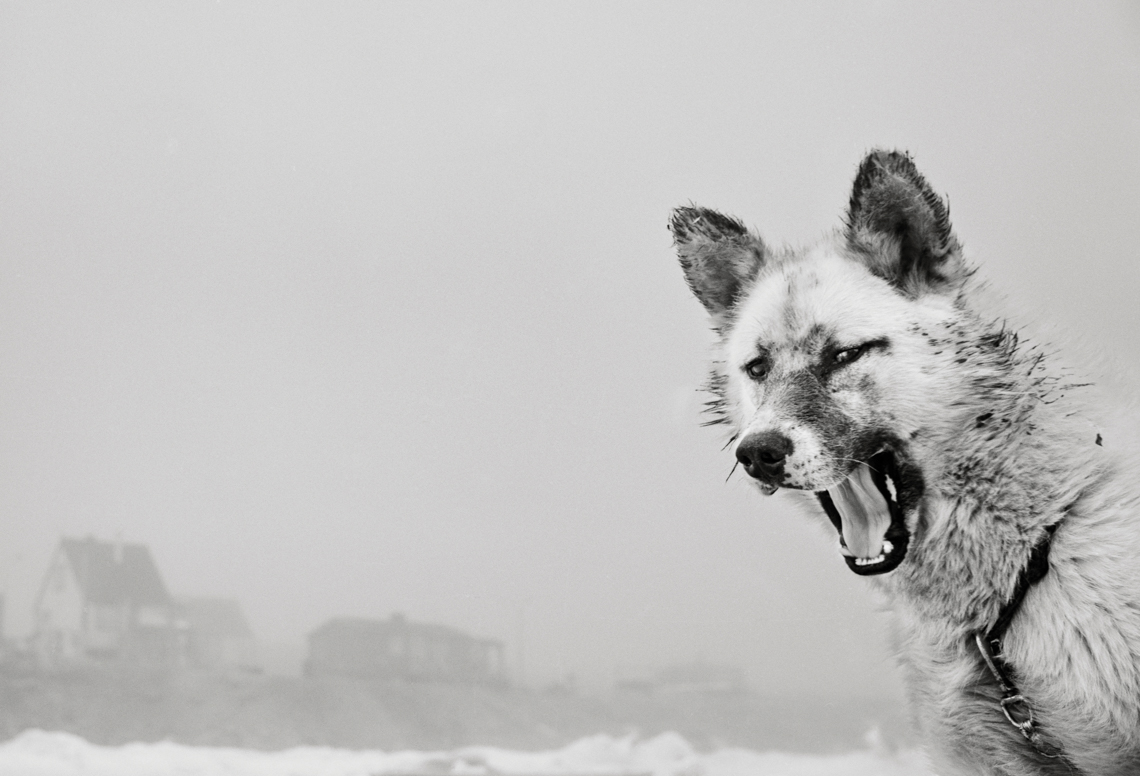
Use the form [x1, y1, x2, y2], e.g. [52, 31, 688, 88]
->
[891, 570, 1140, 775]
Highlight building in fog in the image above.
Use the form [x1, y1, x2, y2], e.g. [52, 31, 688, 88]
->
[615, 661, 747, 696]
[177, 596, 258, 671]
[305, 613, 507, 685]
[32, 536, 181, 667]
[654, 661, 747, 695]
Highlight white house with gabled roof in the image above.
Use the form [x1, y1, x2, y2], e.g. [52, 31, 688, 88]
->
[32, 535, 182, 667]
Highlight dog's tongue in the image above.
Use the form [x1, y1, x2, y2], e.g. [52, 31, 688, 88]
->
[828, 463, 892, 559]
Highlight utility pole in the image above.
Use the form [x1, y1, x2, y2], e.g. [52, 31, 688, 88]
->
[515, 602, 527, 689]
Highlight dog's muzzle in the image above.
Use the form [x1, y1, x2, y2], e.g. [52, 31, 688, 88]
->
[736, 433, 915, 575]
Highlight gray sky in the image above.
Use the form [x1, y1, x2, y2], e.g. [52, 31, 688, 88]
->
[1, 2, 1138, 696]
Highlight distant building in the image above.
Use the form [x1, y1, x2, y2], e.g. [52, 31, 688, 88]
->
[654, 661, 747, 695]
[305, 613, 507, 685]
[615, 661, 747, 696]
[177, 596, 258, 671]
[32, 536, 181, 667]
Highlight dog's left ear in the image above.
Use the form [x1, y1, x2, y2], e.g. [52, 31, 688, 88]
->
[670, 206, 767, 327]
[846, 150, 965, 296]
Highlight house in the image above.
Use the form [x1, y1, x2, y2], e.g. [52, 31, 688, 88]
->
[615, 661, 747, 696]
[32, 536, 181, 667]
[177, 596, 258, 671]
[305, 613, 507, 685]
[653, 661, 747, 695]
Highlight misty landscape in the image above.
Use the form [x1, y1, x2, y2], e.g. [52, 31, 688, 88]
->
[2, 3, 1139, 774]
[2, 533, 909, 759]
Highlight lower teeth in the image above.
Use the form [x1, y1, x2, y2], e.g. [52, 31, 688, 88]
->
[853, 539, 893, 566]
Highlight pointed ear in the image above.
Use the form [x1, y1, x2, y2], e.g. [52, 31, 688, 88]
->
[670, 206, 766, 324]
[845, 150, 965, 296]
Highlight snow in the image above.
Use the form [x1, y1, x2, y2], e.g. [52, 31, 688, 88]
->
[0, 730, 932, 776]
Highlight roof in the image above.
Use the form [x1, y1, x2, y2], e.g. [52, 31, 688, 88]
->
[59, 536, 172, 607]
[177, 597, 254, 638]
[309, 614, 501, 646]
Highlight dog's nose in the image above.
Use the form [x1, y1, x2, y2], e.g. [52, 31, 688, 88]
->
[736, 431, 794, 482]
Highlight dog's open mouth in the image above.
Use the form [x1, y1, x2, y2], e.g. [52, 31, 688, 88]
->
[816, 450, 910, 576]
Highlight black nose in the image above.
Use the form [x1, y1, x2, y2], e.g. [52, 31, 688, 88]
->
[736, 431, 794, 482]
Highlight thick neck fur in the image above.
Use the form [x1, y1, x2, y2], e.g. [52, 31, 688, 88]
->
[876, 292, 1104, 635]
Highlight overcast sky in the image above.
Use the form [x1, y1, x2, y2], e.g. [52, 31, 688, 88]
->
[1, 2, 1139, 697]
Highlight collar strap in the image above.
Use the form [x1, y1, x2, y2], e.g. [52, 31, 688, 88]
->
[984, 522, 1058, 651]
[973, 522, 1080, 770]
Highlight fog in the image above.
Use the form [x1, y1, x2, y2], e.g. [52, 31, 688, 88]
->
[1, 0, 1138, 722]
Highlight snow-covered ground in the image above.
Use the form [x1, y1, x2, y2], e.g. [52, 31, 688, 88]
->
[0, 730, 931, 776]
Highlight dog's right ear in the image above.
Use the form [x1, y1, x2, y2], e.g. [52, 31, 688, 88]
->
[670, 206, 766, 325]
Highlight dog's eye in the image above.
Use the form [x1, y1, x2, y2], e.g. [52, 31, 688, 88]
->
[743, 356, 770, 381]
[833, 344, 868, 366]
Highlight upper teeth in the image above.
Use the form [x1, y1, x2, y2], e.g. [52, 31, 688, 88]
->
[884, 473, 898, 501]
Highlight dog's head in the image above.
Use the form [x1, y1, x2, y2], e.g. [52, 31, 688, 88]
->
[673, 151, 968, 576]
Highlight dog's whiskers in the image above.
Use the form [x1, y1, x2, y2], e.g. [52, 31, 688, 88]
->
[818, 453, 884, 475]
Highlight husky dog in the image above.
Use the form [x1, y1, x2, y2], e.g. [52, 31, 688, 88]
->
[671, 151, 1140, 775]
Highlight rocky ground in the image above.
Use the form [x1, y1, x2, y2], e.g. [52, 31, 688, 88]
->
[0, 667, 912, 753]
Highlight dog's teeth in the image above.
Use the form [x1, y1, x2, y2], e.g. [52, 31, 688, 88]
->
[884, 475, 898, 502]
[847, 539, 894, 566]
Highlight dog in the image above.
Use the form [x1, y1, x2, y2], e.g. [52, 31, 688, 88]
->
[671, 150, 1140, 775]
